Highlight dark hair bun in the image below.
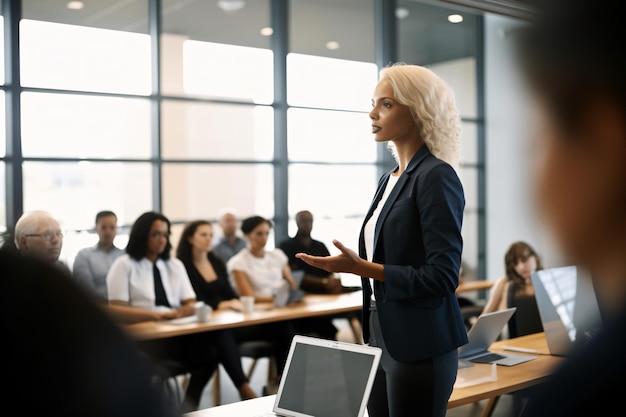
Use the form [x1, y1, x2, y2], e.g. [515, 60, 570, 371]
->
[241, 216, 271, 234]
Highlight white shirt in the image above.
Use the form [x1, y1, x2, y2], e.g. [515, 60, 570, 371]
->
[364, 174, 400, 300]
[227, 248, 288, 298]
[106, 254, 196, 309]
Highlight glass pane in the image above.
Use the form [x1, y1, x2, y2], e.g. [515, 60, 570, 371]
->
[461, 210, 479, 279]
[397, 0, 479, 65]
[430, 58, 477, 119]
[460, 122, 478, 165]
[458, 167, 478, 211]
[0, 91, 4, 157]
[290, 0, 375, 63]
[0, 14, 4, 85]
[21, 92, 151, 158]
[23, 161, 153, 262]
[162, 100, 273, 160]
[20, 17, 150, 95]
[288, 108, 376, 163]
[287, 54, 377, 111]
[161, 0, 271, 99]
[177, 41, 273, 103]
[397, 1, 479, 119]
[288, 163, 378, 220]
[162, 163, 274, 221]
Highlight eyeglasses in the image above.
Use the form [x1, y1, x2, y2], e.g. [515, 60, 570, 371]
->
[149, 232, 170, 240]
[25, 231, 64, 240]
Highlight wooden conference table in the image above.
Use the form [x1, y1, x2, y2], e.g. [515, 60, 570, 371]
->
[125, 290, 364, 342]
[184, 332, 563, 417]
[125, 281, 492, 342]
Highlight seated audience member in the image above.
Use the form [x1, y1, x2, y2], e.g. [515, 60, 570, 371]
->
[2, 249, 180, 417]
[228, 215, 302, 392]
[11, 209, 70, 276]
[73, 210, 125, 300]
[516, 2, 626, 415]
[177, 220, 295, 396]
[212, 209, 246, 263]
[279, 210, 343, 294]
[279, 210, 351, 340]
[106, 211, 218, 412]
[176, 220, 257, 400]
[228, 215, 300, 304]
[482, 241, 544, 416]
[483, 241, 544, 338]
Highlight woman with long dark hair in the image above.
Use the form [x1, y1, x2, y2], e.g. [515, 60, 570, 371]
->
[177, 219, 293, 395]
[106, 211, 218, 411]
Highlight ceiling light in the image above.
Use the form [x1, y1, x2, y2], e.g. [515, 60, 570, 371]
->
[217, 0, 245, 13]
[260, 27, 273, 36]
[448, 14, 464, 23]
[326, 41, 340, 50]
[396, 7, 410, 19]
[67, 1, 84, 10]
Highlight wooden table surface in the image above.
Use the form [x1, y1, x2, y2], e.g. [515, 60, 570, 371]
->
[124, 290, 364, 341]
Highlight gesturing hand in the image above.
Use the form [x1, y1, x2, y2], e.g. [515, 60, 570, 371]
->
[296, 239, 363, 275]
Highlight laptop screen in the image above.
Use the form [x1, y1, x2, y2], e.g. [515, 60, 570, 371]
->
[273, 335, 381, 417]
[531, 265, 603, 356]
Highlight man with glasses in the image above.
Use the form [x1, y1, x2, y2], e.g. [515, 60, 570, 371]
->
[13, 209, 70, 275]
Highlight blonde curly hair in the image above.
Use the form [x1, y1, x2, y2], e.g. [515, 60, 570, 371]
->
[380, 63, 461, 168]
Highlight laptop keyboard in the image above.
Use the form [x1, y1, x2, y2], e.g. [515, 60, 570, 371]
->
[469, 352, 506, 364]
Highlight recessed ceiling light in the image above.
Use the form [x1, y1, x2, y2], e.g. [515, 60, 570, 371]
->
[396, 7, 410, 19]
[217, 0, 245, 13]
[67, 1, 84, 10]
[448, 14, 463, 23]
[260, 27, 273, 36]
[326, 41, 340, 50]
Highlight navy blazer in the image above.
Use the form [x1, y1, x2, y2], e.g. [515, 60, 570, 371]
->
[360, 145, 468, 362]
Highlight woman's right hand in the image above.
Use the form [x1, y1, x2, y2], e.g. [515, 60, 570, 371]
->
[296, 239, 362, 274]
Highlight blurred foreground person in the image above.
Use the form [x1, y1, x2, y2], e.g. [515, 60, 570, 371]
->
[517, 1, 626, 416]
[1, 249, 180, 417]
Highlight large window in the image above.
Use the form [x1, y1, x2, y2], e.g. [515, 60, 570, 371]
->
[2, 0, 487, 279]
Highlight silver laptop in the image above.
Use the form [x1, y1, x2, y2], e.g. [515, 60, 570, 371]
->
[458, 307, 536, 366]
[531, 265, 603, 356]
[258, 335, 382, 417]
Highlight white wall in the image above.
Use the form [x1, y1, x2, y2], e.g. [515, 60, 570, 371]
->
[484, 14, 565, 280]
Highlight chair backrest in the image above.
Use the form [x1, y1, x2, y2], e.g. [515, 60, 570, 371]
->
[506, 283, 544, 338]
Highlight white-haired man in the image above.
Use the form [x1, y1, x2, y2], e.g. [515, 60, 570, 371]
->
[14, 210, 69, 274]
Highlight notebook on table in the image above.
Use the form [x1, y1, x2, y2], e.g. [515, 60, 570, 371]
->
[254, 334, 382, 417]
[458, 307, 537, 366]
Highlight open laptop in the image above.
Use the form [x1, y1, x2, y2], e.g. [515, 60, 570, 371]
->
[531, 265, 603, 356]
[458, 307, 537, 366]
[273, 270, 306, 307]
[255, 335, 382, 417]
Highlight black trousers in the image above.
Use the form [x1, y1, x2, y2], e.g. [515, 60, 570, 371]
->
[367, 304, 458, 417]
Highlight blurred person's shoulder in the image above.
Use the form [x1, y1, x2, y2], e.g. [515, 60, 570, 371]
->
[1, 250, 180, 417]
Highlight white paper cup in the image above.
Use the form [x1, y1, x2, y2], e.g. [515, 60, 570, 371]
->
[195, 301, 211, 323]
[240, 296, 254, 313]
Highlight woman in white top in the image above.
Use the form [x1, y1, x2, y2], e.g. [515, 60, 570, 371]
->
[106, 211, 218, 412]
[226, 215, 298, 393]
[228, 215, 299, 303]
